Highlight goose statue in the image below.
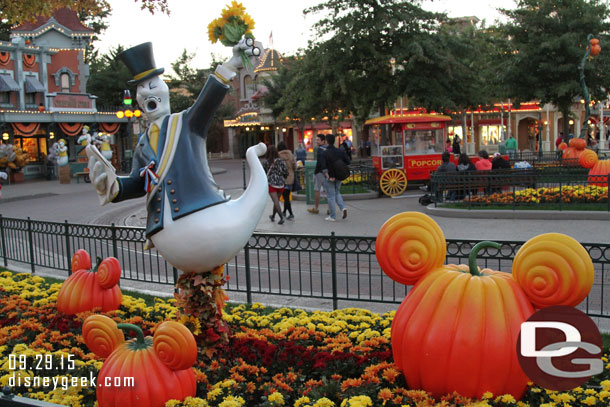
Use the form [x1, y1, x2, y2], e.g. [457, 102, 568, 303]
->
[87, 40, 267, 273]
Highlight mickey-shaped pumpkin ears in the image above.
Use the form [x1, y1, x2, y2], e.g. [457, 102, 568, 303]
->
[376, 212, 446, 286]
[83, 315, 197, 371]
[512, 233, 594, 308]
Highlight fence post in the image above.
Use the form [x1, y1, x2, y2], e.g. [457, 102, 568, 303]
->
[559, 177, 563, 212]
[64, 220, 71, 275]
[110, 223, 119, 259]
[330, 232, 338, 310]
[27, 217, 35, 274]
[0, 215, 6, 267]
[242, 160, 247, 190]
[173, 267, 179, 294]
[244, 241, 252, 305]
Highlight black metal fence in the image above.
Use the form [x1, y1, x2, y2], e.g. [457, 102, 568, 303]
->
[430, 167, 609, 210]
[1, 216, 609, 318]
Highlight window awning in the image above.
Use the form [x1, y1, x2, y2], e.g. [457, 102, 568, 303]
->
[25, 76, 45, 93]
[0, 74, 19, 92]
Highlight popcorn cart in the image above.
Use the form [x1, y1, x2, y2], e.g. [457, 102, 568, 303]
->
[366, 111, 453, 196]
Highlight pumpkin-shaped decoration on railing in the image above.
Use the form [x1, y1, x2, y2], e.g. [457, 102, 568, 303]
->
[588, 159, 610, 187]
[562, 138, 587, 164]
[558, 142, 568, 150]
[578, 148, 598, 169]
[56, 249, 122, 315]
[376, 212, 594, 400]
[83, 315, 197, 407]
[590, 37, 601, 56]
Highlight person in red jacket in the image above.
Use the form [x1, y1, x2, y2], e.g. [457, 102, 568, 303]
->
[475, 150, 492, 171]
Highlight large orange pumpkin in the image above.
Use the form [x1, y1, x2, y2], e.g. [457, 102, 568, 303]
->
[376, 212, 594, 400]
[588, 159, 610, 186]
[56, 250, 122, 315]
[84, 316, 197, 407]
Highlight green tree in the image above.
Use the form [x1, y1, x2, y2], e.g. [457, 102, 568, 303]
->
[305, 0, 441, 123]
[0, 0, 169, 24]
[166, 50, 235, 152]
[499, 0, 610, 138]
[86, 45, 132, 108]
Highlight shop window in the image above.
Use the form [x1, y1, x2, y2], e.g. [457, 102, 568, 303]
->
[60, 73, 70, 92]
[0, 92, 9, 104]
[480, 125, 503, 153]
[14, 136, 47, 162]
[25, 92, 35, 106]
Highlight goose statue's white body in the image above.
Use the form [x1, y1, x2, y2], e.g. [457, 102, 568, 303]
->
[150, 143, 267, 273]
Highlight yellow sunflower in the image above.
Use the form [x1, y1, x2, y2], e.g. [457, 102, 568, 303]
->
[179, 314, 202, 336]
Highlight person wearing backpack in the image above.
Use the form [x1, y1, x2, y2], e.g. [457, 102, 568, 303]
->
[320, 133, 350, 221]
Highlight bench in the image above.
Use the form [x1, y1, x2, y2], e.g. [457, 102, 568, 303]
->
[73, 171, 90, 183]
[430, 169, 538, 202]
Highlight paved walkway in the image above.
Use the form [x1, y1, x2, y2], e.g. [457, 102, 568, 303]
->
[1, 160, 608, 243]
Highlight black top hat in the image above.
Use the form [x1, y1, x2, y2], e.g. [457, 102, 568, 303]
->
[118, 42, 165, 86]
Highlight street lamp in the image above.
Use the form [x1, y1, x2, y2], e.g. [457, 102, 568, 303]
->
[116, 89, 142, 150]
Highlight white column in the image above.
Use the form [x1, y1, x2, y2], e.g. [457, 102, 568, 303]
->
[544, 104, 551, 152]
[600, 102, 606, 149]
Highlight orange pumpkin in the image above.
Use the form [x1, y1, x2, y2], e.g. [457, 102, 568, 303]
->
[569, 138, 586, 150]
[558, 142, 568, 150]
[588, 159, 610, 186]
[56, 250, 122, 315]
[83, 316, 197, 407]
[376, 212, 594, 399]
[562, 146, 585, 165]
[578, 149, 598, 169]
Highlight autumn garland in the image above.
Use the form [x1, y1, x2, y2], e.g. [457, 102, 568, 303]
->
[173, 266, 231, 359]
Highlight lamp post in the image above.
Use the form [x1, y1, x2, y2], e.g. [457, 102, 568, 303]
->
[116, 90, 142, 167]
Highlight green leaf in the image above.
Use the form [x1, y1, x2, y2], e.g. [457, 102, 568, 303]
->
[223, 22, 244, 44]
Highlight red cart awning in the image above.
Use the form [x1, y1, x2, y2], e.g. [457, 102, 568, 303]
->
[365, 114, 452, 126]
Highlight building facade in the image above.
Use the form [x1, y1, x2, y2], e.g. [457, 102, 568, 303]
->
[0, 8, 127, 180]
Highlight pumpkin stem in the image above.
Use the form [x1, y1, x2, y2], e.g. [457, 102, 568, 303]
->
[117, 323, 146, 345]
[468, 241, 502, 276]
[92, 256, 103, 273]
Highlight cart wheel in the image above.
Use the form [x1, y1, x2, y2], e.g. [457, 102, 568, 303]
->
[379, 169, 407, 197]
[84, 174, 90, 183]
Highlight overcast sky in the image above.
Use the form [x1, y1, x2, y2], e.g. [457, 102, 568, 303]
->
[96, 0, 516, 74]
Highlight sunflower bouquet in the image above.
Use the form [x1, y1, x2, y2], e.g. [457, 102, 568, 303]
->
[208, 1, 257, 71]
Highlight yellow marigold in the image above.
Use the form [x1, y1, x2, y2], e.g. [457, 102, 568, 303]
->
[219, 395, 245, 407]
[294, 396, 311, 407]
[312, 398, 335, 407]
[601, 380, 610, 390]
[481, 392, 493, 399]
[582, 396, 597, 406]
[268, 392, 285, 406]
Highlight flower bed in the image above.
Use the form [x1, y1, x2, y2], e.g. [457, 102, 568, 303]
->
[1, 271, 610, 407]
[464, 185, 608, 206]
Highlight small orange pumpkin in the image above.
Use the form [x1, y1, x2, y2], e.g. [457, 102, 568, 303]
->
[83, 316, 197, 407]
[56, 250, 122, 315]
[558, 142, 568, 150]
[588, 159, 610, 186]
[377, 212, 594, 399]
[569, 138, 586, 150]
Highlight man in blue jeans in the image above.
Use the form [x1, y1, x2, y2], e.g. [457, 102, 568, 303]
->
[320, 133, 350, 221]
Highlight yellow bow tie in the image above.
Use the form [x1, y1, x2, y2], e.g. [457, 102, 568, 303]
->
[149, 124, 159, 155]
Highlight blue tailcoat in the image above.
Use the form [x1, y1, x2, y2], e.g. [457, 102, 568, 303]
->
[113, 75, 230, 238]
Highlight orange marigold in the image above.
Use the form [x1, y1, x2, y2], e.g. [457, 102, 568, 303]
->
[382, 368, 401, 384]
[378, 388, 393, 402]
